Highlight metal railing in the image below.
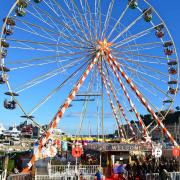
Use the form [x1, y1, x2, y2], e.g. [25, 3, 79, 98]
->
[146, 172, 180, 180]
[35, 165, 100, 180]
[0, 170, 6, 180]
[7, 173, 31, 180]
[35, 174, 95, 180]
[50, 165, 99, 175]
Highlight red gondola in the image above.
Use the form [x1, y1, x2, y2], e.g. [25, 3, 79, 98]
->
[169, 88, 177, 95]
[164, 48, 173, 56]
[155, 31, 164, 38]
[168, 67, 177, 75]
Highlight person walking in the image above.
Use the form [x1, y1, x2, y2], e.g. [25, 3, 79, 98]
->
[94, 169, 102, 180]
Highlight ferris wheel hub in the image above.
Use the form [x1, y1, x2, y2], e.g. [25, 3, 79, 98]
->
[97, 38, 113, 55]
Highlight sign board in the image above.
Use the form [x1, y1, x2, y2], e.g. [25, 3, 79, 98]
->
[85, 143, 152, 152]
[154, 147, 162, 158]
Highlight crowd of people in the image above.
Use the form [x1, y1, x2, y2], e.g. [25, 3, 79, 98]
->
[125, 156, 179, 180]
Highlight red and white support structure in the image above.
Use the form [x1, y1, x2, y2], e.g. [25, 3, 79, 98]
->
[108, 53, 178, 147]
[106, 55, 150, 140]
[97, 63, 125, 139]
[22, 53, 101, 172]
[98, 65, 136, 137]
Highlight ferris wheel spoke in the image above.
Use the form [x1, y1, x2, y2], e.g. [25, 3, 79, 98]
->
[12, 17, 87, 47]
[14, 25, 57, 42]
[10, 61, 60, 71]
[26, 9, 55, 29]
[135, 75, 173, 100]
[63, 0, 91, 42]
[9, 43, 91, 55]
[28, 58, 90, 116]
[101, 0, 114, 40]
[7, 53, 84, 65]
[84, 0, 97, 41]
[97, 0, 102, 38]
[31, 4, 93, 46]
[52, 0, 91, 43]
[113, 23, 163, 48]
[15, 57, 88, 93]
[112, 50, 176, 61]
[107, 3, 129, 40]
[111, 8, 151, 43]
[43, 0, 60, 17]
[79, 0, 94, 42]
[115, 61, 167, 83]
[118, 42, 162, 52]
[114, 41, 163, 52]
[108, 54, 178, 146]
[116, 55, 166, 66]
[114, 44, 162, 53]
[70, 0, 93, 41]
[9, 59, 72, 71]
[94, 0, 99, 40]
[116, 56, 169, 78]
[124, 81, 167, 128]
[12, 17, 57, 36]
[20, 20, 57, 42]
[30, 1, 58, 28]
[125, 76, 166, 107]
[6, 38, 92, 51]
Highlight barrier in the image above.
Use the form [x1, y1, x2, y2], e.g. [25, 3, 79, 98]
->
[35, 174, 95, 180]
[35, 165, 100, 180]
[146, 172, 180, 180]
[50, 165, 99, 175]
[7, 172, 31, 180]
[0, 170, 6, 180]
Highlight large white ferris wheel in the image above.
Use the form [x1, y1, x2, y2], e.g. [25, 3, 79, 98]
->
[0, 0, 179, 169]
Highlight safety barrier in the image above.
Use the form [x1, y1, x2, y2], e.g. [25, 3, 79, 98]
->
[7, 172, 31, 180]
[35, 165, 101, 180]
[50, 165, 99, 175]
[35, 174, 95, 180]
[0, 170, 6, 180]
[146, 172, 180, 180]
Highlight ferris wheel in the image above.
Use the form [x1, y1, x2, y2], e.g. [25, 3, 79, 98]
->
[0, 0, 179, 170]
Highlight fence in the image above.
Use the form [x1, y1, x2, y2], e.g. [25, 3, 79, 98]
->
[35, 175, 95, 180]
[146, 172, 180, 180]
[0, 170, 6, 180]
[7, 173, 31, 180]
[35, 165, 100, 180]
[50, 165, 99, 175]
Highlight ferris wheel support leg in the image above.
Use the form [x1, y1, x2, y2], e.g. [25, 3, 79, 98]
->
[98, 64, 136, 138]
[106, 54, 150, 141]
[97, 63, 125, 140]
[22, 53, 101, 173]
[108, 53, 179, 147]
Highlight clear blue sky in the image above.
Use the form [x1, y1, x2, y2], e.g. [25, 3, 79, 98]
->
[0, 0, 179, 135]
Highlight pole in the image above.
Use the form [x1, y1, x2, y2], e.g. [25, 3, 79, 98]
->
[100, 151, 102, 168]
[3, 153, 9, 180]
[75, 157, 78, 174]
[101, 57, 105, 141]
